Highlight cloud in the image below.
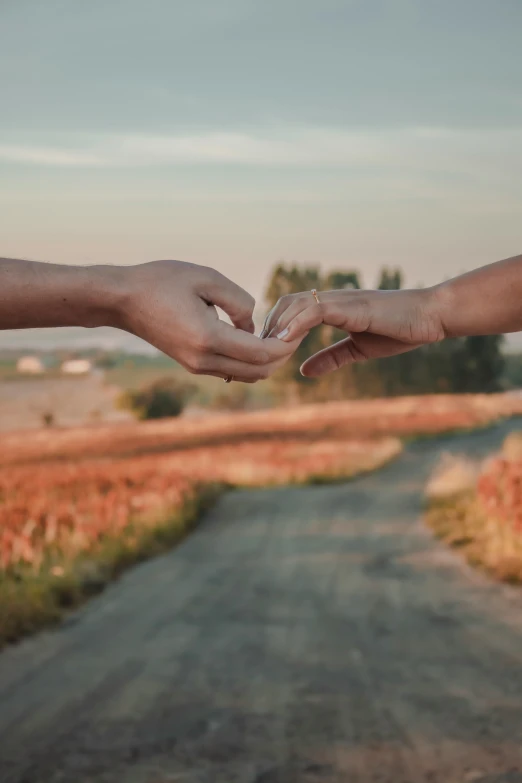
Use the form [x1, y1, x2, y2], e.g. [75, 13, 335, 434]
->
[0, 130, 377, 167]
[0, 128, 521, 182]
[0, 144, 103, 167]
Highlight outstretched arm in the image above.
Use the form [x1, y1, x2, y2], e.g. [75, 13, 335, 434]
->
[261, 253, 522, 377]
[0, 258, 296, 383]
[435, 254, 522, 338]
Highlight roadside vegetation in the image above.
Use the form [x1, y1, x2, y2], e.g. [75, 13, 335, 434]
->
[426, 431, 522, 583]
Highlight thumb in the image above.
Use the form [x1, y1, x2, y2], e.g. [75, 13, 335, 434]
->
[300, 337, 360, 377]
[301, 334, 420, 377]
[204, 272, 256, 333]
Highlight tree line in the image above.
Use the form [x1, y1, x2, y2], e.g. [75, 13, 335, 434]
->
[265, 263, 504, 402]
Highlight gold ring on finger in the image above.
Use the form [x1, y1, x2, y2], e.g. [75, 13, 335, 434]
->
[311, 289, 321, 304]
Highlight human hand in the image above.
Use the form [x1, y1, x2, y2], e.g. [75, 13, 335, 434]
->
[261, 286, 445, 377]
[113, 260, 297, 383]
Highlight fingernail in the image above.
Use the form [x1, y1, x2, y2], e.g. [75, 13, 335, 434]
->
[277, 328, 290, 340]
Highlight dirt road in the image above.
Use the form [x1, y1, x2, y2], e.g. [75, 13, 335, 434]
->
[2, 423, 522, 782]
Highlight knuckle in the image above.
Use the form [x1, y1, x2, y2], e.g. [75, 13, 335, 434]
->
[190, 329, 214, 355]
[256, 367, 270, 381]
[251, 349, 270, 366]
[186, 359, 203, 375]
[201, 264, 221, 282]
[185, 351, 207, 374]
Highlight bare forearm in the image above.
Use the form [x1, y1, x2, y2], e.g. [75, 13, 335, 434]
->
[0, 258, 124, 330]
[434, 253, 522, 338]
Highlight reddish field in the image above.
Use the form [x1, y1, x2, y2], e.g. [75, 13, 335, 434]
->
[477, 456, 522, 531]
[2, 393, 521, 467]
[3, 393, 522, 573]
[0, 437, 400, 572]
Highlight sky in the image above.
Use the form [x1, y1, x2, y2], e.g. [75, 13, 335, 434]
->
[0, 0, 521, 349]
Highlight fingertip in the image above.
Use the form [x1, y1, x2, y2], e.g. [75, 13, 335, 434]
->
[300, 358, 321, 377]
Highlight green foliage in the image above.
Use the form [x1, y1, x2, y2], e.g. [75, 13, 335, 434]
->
[451, 335, 505, 393]
[325, 270, 361, 290]
[377, 266, 403, 291]
[118, 377, 196, 420]
[501, 353, 522, 389]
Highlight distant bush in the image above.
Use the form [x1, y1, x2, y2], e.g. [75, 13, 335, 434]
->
[94, 353, 119, 370]
[42, 412, 55, 428]
[118, 378, 195, 420]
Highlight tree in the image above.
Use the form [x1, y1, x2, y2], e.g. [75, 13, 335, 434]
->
[325, 271, 361, 291]
[450, 335, 505, 393]
[377, 266, 403, 291]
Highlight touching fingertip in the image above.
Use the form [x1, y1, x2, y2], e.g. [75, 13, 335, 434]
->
[277, 328, 290, 340]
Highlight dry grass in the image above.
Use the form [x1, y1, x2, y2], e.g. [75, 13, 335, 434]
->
[426, 434, 522, 583]
[425, 453, 481, 501]
[502, 431, 522, 461]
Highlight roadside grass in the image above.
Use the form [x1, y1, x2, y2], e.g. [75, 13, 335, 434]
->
[425, 434, 522, 584]
[0, 484, 222, 648]
[426, 492, 522, 584]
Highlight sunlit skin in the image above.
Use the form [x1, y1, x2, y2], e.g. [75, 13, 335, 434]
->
[1, 253, 522, 382]
[0, 258, 298, 384]
[262, 254, 522, 377]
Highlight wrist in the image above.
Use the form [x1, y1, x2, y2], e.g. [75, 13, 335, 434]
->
[84, 265, 131, 329]
[428, 281, 456, 339]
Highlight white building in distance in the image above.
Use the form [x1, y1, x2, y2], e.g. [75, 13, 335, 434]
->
[61, 359, 93, 375]
[17, 356, 45, 374]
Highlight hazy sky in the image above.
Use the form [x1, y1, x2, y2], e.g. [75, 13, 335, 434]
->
[1, 0, 521, 347]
